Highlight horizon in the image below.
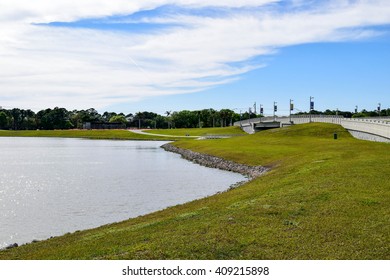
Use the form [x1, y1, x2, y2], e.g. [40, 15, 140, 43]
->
[1, 1, 389, 115]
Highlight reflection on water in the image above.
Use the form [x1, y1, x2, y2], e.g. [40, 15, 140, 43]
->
[0, 137, 245, 248]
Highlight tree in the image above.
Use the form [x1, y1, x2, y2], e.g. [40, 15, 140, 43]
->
[102, 111, 117, 122]
[109, 115, 127, 124]
[132, 111, 161, 129]
[154, 115, 166, 129]
[134, 112, 144, 129]
[0, 111, 10, 129]
[207, 108, 217, 127]
[22, 109, 36, 130]
[171, 110, 198, 128]
[69, 108, 102, 129]
[218, 109, 234, 127]
[10, 108, 22, 130]
[165, 111, 172, 129]
[36, 107, 73, 130]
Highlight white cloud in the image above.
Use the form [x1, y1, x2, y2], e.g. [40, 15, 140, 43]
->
[0, 0, 390, 110]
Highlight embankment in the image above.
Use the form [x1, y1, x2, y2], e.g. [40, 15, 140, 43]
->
[161, 143, 268, 179]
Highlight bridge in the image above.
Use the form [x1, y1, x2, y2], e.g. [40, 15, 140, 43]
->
[234, 115, 390, 143]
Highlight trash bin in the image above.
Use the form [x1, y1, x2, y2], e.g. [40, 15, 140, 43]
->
[334, 133, 338, 140]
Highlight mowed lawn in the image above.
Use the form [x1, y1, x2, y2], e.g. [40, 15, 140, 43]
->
[1, 123, 389, 259]
[0, 129, 178, 141]
[145, 126, 246, 136]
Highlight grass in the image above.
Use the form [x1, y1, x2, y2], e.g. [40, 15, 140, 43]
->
[145, 126, 246, 136]
[0, 123, 389, 259]
[0, 129, 179, 141]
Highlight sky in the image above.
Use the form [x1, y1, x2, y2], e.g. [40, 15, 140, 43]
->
[0, 0, 389, 116]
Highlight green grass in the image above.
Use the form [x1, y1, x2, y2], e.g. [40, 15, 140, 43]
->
[145, 126, 246, 136]
[0, 129, 178, 141]
[1, 123, 389, 259]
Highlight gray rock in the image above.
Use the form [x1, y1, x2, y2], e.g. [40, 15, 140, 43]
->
[5, 243, 18, 250]
[161, 143, 268, 179]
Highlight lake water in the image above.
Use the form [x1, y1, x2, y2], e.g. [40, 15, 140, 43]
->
[0, 137, 245, 248]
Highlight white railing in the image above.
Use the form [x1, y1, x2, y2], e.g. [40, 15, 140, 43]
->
[234, 115, 390, 140]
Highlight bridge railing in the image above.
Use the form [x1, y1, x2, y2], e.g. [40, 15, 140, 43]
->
[345, 118, 390, 125]
[234, 115, 390, 140]
[234, 115, 345, 127]
[234, 116, 390, 127]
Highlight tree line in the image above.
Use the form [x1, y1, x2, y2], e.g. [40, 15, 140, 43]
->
[0, 107, 241, 130]
[0, 106, 388, 130]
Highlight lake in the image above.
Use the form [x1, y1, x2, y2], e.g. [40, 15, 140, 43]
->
[0, 137, 245, 248]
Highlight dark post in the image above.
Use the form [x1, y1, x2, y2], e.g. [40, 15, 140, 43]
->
[309, 96, 314, 123]
[273, 102, 277, 122]
[260, 104, 263, 122]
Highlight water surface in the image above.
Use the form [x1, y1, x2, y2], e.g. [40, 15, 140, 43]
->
[0, 137, 245, 248]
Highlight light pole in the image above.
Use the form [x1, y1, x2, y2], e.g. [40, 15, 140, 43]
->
[309, 96, 314, 123]
[378, 103, 381, 116]
[273, 102, 277, 122]
[260, 104, 263, 122]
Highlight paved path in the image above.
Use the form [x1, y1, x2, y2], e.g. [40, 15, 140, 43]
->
[129, 129, 199, 138]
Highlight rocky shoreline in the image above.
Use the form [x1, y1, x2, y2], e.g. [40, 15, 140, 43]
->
[161, 143, 268, 179]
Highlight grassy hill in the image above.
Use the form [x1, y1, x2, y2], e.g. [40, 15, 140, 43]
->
[1, 123, 389, 259]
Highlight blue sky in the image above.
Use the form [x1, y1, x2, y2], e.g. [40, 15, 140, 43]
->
[122, 38, 390, 115]
[1, 0, 389, 115]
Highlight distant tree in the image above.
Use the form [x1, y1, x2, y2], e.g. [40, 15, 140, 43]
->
[132, 111, 161, 128]
[0, 111, 9, 129]
[165, 111, 172, 129]
[196, 110, 202, 128]
[109, 115, 127, 124]
[22, 109, 36, 130]
[171, 110, 198, 128]
[208, 108, 217, 127]
[36, 107, 72, 130]
[85, 108, 102, 122]
[231, 112, 241, 125]
[69, 108, 102, 129]
[352, 112, 367, 118]
[125, 113, 134, 124]
[219, 109, 235, 127]
[134, 112, 144, 129]
[153, 115, 166, 129]
[10, 108, 23, 130]
[102, 111, 117, 122]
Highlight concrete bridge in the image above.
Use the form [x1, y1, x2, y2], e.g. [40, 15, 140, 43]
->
[234, 115, 390, 143]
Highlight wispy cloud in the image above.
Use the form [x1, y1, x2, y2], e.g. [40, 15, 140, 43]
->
[0, 0, 389, 110]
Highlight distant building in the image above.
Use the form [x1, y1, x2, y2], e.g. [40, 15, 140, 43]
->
[83, 122, 126, 130]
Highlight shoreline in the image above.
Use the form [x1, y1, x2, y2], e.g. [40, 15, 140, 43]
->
[161, 143, 269, 179]
[1, 140, 257, 251]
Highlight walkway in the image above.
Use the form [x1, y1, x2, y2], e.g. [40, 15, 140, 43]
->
[129, 129, 199, 138]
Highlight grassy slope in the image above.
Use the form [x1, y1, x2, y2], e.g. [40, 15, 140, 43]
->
[0, 123, 389, 259]
[0, 129, 178, 141]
